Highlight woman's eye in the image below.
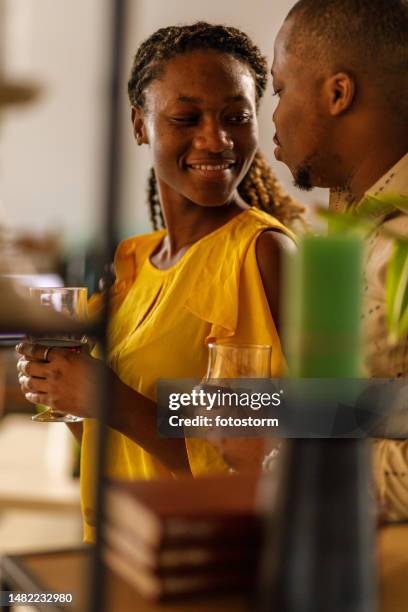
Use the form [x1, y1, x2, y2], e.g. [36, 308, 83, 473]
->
[170, 116, 198, 125]
[227, 113, 252, 124]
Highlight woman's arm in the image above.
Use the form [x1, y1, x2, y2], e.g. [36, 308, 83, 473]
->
[107, 371, 191, 475]
[255, 229, 296, 335]
[16, 344, 191, 475]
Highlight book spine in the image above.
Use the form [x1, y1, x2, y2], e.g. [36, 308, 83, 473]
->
[104, 546, 254, 602]
[105, 495, 260, 548]
[104, 533, 258, 576]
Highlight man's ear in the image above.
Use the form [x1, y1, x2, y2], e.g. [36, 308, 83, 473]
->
[131, 106, 149, 145]
[324, 72, 355, 116]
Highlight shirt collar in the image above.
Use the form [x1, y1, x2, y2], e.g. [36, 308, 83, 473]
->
[329, 153, 408, 223]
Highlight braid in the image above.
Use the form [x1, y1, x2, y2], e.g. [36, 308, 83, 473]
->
[147, 167, 164, 231]
[238, 151, 306, 230]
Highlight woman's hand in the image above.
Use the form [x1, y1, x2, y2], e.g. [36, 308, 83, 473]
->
[208, 437, 267, 474]
[15, 342, 192, 473]
[16, 342, 103, 419]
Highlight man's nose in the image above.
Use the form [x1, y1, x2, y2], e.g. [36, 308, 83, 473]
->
[193, 119, 233, 152]
[272, 102, 281, 126]
[272, 107, 277, 125]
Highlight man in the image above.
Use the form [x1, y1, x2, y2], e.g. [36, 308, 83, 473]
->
[272, 0, 408, 520]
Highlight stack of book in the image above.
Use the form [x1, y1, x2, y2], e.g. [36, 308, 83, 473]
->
[103, 474, 262, 601]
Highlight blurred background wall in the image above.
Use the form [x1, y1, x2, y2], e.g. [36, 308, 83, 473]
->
[1, 0, 329, 251]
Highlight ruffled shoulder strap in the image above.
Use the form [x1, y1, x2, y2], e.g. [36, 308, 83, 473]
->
[113, 231, 165, 290]
[183, 208, 293, 341]
[88, 230, 165, 316]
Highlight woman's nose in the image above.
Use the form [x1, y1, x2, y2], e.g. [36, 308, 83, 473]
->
[193, 120, 233, 152]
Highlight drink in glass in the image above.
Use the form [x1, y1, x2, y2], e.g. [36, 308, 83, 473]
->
[28, 287, 88, 423]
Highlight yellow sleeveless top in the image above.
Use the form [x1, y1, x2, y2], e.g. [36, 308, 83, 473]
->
[81, 207, 292, 541]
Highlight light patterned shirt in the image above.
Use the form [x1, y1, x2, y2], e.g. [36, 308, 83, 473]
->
[331, 153, 408, 520]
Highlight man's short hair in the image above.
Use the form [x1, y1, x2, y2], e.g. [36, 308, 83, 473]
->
[285, 0, 408, 119]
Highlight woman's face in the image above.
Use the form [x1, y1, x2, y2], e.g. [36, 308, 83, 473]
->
[134, 49, 259, 208]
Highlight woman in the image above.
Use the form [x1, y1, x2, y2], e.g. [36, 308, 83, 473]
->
[16, 23, 303, 541]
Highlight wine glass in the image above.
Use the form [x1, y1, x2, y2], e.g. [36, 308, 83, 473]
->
[28, 287, 88, 423]
[203, 342, 272, 423]
[202, 343, 273, 473]
[205, 343, 272, 379]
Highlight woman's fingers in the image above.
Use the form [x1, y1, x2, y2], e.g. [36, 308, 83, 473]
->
[25, 392, 49, 405]
[18, 374, 48, 395]
[16, 342, 51, 361]
[16, 343, 81, 365]
[16, 342, 38, 358]
[16, 342, 68, 361]
[17, 358, 48, 378]
[209, 438, 266, 473]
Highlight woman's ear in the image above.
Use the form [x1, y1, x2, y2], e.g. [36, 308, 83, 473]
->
[131, 106, 149, 145]
[324, 72, 355, 116]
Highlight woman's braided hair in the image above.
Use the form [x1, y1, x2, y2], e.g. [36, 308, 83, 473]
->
[128, 22, 304, 231]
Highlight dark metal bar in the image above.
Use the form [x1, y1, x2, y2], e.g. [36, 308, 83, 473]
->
[89, 1, 128, 611]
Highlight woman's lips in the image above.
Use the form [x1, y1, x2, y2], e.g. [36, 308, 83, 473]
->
[186, 162, 236, 181]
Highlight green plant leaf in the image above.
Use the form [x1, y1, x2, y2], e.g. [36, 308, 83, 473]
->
[386, 240, 408, 343]
[359, 193, 408, 217]
[317, 206, 374, 237]
[319, 194, 408, 342]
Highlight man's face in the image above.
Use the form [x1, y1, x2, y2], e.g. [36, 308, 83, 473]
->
[272, 20, 337, 190]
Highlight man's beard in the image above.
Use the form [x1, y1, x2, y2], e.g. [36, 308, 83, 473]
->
[293, 150, 348, 193]
[291, 151, 318, 191]
[293, 162, 313, 191]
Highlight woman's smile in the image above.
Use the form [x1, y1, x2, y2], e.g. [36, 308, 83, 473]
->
[185, 158, 237, 181]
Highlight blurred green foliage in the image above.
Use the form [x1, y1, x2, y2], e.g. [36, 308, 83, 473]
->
[319, 192, 408, 342]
